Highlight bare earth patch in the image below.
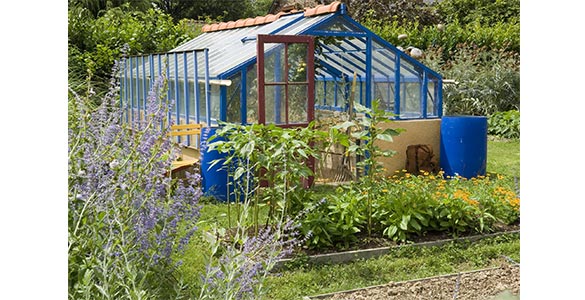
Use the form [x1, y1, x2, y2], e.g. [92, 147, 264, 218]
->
[314, 265, 519, 300]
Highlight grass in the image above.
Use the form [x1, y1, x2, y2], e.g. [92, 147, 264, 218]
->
[487, 138, 520, 178]
[176, 136, 521, 297]
[264, 233, 520, 299]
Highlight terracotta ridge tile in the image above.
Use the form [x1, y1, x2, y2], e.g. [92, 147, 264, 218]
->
[304, 1, 341, 17]
[201, 1, 341, 33]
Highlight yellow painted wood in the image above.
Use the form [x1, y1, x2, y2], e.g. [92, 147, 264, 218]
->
[171, 159, 198, 170]
[171, 123, 203, 130]
[168, 129, 201, 136]
[168, 123, 203, 136]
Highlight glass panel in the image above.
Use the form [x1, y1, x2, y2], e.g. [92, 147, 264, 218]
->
[264, 43, 285, 83]
[178, 79, 185, 120]
[325, 80, 335, 107]
[188, 80, 196, 118]
[315, 79, 325, 106]
[399, 59, 419, 81]
[375, 80, 394, 112]
[400, 82, 421, 118]
[264, 85, 285, 124]
[315, 16, 365, 33]
[226, 73, 242, 123]
[210, 85, 220, 124]
[168, 79, 176, 114]
[288, 43, 308, 82]
[246, 66, 258, 124]
[426, 80, 437, 117]
[288, 84, 308, 124]
[197, 82, 206, 122]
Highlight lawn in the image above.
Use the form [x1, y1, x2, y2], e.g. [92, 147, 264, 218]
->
[488, 138, 520, 178]
[176, 137, 520, 298]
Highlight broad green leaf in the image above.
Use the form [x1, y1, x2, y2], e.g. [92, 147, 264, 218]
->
[400, 215, 411, 230]
[333, 121, 356, 131]
[233, 167, 245, 180]
[377, 133, 394, 142]
[409, 218, 421, 231]
[385, 225, 398, 237]
[351, 130, 369, 139]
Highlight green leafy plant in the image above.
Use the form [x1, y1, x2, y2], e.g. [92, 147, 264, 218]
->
[332, 99, 403, 237]
[373, 173, 436, 242]
[488, 110, 520, 139]
[207, 121, 329, 232]
[68, 4, 199, 96]
[326, 187, 367, 249]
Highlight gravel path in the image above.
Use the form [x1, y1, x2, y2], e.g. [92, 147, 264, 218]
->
[316, 265, 519, 300]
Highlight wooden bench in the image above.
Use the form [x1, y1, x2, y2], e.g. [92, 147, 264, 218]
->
[169, 123, 203, 173]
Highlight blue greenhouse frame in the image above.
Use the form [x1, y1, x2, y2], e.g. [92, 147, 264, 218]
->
[120, 1, 443, 148]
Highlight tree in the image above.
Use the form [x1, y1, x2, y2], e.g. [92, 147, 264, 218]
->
[153, 0, 273, 22]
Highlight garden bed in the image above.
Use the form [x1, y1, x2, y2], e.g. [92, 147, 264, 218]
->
[276, 225, 519, 270]
[307, 264, 520, 300]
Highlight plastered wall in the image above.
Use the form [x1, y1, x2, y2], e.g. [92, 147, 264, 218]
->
[375, 118, 441, 176]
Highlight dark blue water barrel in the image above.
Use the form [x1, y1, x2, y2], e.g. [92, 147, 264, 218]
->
[200, 127, 229, 201]
[440, 116, 488, 179]
[200, 127, 249, 202]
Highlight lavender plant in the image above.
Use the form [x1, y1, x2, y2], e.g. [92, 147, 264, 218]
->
[68, 57, 202, 299]
[198, 218, 302, 300]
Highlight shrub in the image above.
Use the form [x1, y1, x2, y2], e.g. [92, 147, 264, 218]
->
[488, 110, 520, 139]
[435, 0, 520, 26]
[363, 18, 520, 57]
[68, 5, 199, 96]
[422, 44, 520, 116]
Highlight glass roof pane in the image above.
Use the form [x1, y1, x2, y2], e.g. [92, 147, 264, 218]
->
[314, 15, 365, 33]
[399, 58, 422, 82]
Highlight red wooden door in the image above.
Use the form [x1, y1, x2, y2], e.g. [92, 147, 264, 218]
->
[257, 34, 316, 187]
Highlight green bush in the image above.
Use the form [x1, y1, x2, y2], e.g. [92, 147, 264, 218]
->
[363, 18, 519, 58]
[435, 0, 520, 26]
[299, 172, 520, 248]
[422, 44, 520, 116]
[68, 4, 199, 95]
[488, 110, 520, 139]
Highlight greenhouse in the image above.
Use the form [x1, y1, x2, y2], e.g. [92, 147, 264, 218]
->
[121, 1, 442, 138]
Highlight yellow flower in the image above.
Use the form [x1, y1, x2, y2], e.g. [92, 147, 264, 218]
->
[382, 189, 389, 193]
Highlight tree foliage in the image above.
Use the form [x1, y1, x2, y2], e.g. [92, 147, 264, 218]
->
[68, 3, 199, 95]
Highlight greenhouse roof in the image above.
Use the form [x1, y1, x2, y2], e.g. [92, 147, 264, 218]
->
[169, 1, 442, 82]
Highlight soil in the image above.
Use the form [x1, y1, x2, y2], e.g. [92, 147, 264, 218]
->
[315, 264, 520, 300]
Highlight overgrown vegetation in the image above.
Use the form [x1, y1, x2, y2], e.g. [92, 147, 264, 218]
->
[422, 44, 520, 117]
[68, 4, 199, 96]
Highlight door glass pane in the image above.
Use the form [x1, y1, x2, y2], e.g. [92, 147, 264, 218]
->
[264, 43, 285, 84]
[264, 85, 286, 124]
[288, 43, 308, 82]
[288, 84, 308, 124]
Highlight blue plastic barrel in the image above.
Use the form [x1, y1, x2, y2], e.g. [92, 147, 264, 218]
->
[200, 127, 250, 202]
[440, 116, 488, 179]
[200, 127, 229, 201]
